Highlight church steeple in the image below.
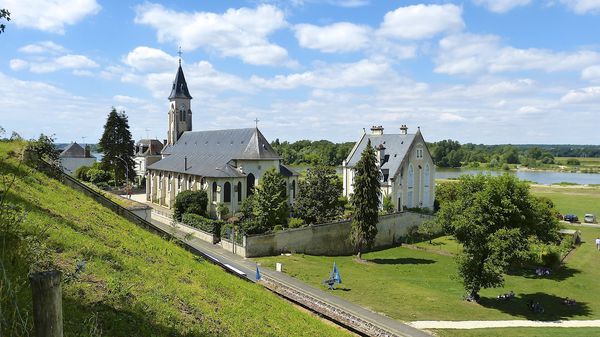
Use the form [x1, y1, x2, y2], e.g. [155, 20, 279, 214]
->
[168, 64, 192, 100]
[166, 56, 192, 147]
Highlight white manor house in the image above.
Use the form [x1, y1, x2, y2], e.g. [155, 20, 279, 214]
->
[146, 62, 298, 216]
[342, 125, 436, 211]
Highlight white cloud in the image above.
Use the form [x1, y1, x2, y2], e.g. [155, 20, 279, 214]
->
[0, 0, 100, 34]
[134, 3, 292, 66]
[439, 112, 466, 122]
[113, 95, 145, 104]
[19, 41, 67, 54]
[10, 54, 98, 73]
[294, 22, 372, 53]
[473, 0, 531, 13]
[436, 33, 600, 75]
[9, 59, 28, 71]
[250, 59, 397, 89]
[121, 57, 252, 99]
[560, 0, 600, 14]
[124, 46, 178, 72]
[72, 69, 94, 77]
[378, 4, 464, 40]
[561, 86, 600, 103]
[582, 65, 600, 81]
[291, 0, 369, 7]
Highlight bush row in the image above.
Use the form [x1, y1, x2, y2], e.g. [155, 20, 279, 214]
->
[181, 213, 223, 236]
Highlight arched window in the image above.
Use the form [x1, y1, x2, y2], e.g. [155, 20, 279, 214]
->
[168, 174, 172, 191]
[178, 175, 182, 191]
[224, 182, 231, 203]
[188, 177, 192, 190]
[158, 173, 163, 189]
[212, 182, 218, 202]
[407, 164, 414, 208]
[292, 180, 296, 199]
[237, 182, 242, 202]
[423, 164, 430, 207]
[246, 173, 255, 196]
[201, 177, 206, 189]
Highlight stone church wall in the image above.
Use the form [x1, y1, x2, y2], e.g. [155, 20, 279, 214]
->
[244, 212, 432, 257]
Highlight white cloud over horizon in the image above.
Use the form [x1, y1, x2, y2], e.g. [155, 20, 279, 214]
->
[378, 4, 464, 40]
[0, 0, 100, 34]
[134, 3, 293, 66]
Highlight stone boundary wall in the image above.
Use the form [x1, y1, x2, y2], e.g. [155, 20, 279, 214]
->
[219, 238, 246, 258]
[245, 212, 432, 257]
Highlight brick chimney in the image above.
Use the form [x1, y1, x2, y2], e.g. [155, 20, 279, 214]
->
[400, 125, 408, 135]
[370, 125, 384, 135]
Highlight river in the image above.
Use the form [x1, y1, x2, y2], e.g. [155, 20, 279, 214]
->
[436, 168, 600, 185]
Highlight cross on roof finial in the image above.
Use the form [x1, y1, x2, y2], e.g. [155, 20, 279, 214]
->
[254, 118, 259, 128]
[177, 46, 182, 65]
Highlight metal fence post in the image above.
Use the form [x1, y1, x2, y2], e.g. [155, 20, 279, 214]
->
[29, 270, 63, 337]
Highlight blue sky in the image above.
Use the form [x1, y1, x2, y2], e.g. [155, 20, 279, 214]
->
[1, 0, 600, 144]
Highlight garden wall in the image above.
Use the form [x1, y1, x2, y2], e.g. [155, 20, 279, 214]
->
[245, 212, 432, 257]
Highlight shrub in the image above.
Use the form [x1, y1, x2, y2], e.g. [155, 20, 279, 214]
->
[87, 168, 111, 185]
[273, 225, 283, 232]
[181, 213, 222, 236]
[288, 217, 304, 229]
[382, 195, 395, 214]
[217, 203, 229, 219]
[541, 248, 561, 268]
[241, 218, 269, 235]
[75, 165, 92, 181]
[173, 190, 208, 221]
[566, 158, 581, 166]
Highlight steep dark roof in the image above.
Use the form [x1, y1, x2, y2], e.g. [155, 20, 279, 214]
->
[345, 133, 416, 175]
[135, 139, 164, 156]
[59, 142, 94, 158]
[149, 128, 281, 177]
[168, 64, 192, 100]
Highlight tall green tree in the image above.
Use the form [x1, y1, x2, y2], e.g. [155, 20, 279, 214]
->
[294, 166, 343, 224]
[437, 174, 559, 299]
[350, 140, 380, 259]
[253, 168, 289, 229]
[0, 9, 10, 35]
[98, 108, 134, 184]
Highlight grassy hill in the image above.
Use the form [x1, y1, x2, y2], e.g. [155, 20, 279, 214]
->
[0, 141, 348, 337]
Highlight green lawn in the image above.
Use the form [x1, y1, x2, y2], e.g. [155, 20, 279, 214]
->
[531, 184, 600, 219]
[0, 141, 349, 337]
[434, 327, 600, 337]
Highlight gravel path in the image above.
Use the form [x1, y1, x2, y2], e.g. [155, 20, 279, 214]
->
[408, 320, 600, 329]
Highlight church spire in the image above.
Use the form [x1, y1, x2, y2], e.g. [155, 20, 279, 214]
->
[168, 50, 192, 100]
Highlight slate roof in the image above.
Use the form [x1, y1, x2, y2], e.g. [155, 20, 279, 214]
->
[148, 128, 283, 178]
[168, 64, 192, 100]
[135, 139, 164, 156]
[345, 133, 416, 177]
[59, 142, 94, 158]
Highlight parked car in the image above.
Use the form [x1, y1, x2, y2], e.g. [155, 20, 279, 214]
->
[584, 214, 596, 223]
[564, 214, 579, 223]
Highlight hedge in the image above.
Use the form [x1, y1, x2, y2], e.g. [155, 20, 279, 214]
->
[181, 213, 223, 236]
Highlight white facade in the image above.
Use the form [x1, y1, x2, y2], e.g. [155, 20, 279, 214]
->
[342, 126, 435, 211]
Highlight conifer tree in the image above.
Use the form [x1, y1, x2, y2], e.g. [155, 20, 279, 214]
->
[98, 108, 134, 184]
[350, 139, 380, 259]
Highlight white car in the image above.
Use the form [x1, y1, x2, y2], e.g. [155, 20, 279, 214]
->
[584, 214, 596, 223]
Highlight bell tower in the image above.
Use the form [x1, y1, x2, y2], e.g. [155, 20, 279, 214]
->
[167, 53, 192, 146]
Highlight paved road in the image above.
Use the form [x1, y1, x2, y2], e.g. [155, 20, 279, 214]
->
[148, 211, 430, 337]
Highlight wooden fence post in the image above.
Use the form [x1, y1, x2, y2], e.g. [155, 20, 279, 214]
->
[29, 270, 63, 337]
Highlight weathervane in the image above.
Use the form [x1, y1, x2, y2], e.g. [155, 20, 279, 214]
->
[177, 46, 182, 65]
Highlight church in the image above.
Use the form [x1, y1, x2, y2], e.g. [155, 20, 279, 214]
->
[342, 125, 435, 211]
[146, 61, 298, 217]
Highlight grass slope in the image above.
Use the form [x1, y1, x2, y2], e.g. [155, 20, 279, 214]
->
[531, 184, 600, 219]
[0, 141, 348, 337]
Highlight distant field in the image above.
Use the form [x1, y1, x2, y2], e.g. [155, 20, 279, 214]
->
[530, 184, 600, 218]
[556, 157, 600, 167]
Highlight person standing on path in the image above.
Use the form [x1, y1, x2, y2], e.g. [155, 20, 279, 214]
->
[596, 237, 600, 251]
